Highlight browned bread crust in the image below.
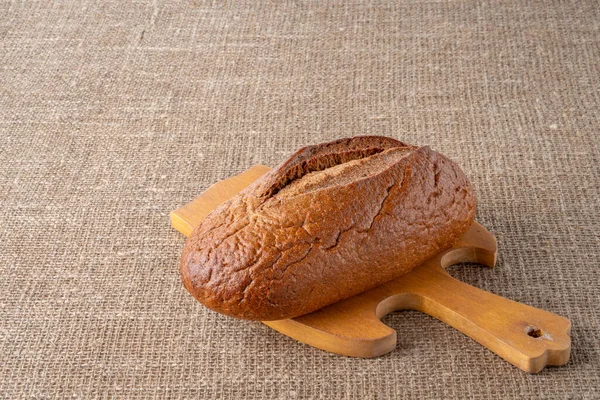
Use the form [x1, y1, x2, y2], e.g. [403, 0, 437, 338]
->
[180, 136, 476, 320]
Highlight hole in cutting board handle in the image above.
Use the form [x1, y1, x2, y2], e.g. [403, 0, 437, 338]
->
[526, 326, 544, 338]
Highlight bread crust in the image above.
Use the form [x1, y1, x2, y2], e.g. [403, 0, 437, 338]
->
[180, 136, 476, 320]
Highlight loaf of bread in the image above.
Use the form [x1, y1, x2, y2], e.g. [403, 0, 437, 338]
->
[180, 136, 476, 320]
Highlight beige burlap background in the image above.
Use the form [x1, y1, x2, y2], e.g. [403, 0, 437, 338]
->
[1, 0, 599, 398]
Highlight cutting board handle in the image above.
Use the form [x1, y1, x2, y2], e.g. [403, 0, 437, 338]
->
[385, 257, 571, 373]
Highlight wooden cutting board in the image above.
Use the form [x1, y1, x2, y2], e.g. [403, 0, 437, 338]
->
[171, 165, 571, 373]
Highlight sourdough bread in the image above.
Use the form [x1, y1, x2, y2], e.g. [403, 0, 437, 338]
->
[180, 136, 476, 320]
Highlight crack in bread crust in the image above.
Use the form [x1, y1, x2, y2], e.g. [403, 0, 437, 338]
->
[254, 136, 412, 198]
[180, 137, 476, 320]
[264, 147, 386, 197]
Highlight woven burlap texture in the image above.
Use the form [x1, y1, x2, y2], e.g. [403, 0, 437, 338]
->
[1, 0, 599, 398]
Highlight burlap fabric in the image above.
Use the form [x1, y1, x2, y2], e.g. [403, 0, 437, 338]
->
[1, 1, 599, 398]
